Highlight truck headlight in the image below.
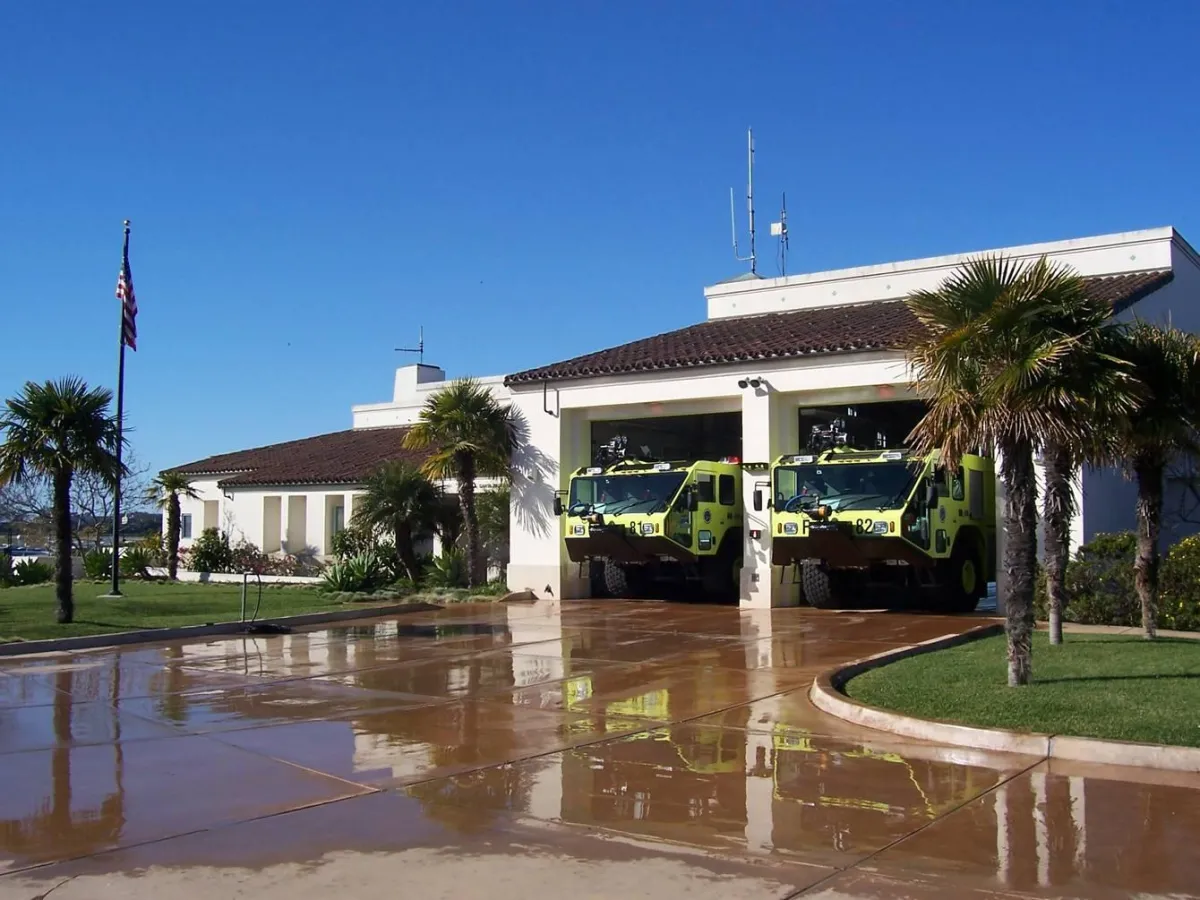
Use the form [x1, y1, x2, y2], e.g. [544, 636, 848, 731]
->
[783, 522, 799, 535]
[572, 525, 585, 536]
[873, 520, 889, 534]
[641, 522, 654, 535]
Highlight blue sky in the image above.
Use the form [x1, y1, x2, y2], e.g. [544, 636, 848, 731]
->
[3, 0, 1198, 476]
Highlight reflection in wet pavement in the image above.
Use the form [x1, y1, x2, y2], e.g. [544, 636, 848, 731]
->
[0, 600, 1197, 898]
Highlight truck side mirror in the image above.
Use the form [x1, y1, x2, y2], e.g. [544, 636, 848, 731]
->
[753, 489, 763, 512]
[687, 490, 699, 512]
[553, 496, 564, 516]
[924, 483, 938, 507]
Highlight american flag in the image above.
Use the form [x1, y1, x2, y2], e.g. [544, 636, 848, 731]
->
[116, 250, 137, 351]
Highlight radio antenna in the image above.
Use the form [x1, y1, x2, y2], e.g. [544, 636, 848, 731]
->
[771, 192, 789, 276]
[729, 128, 757, 274]
[394, 326, 424, 364]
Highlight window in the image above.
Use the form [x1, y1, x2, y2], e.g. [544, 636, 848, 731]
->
[718, 474, 736, 506]
[696, 473, 715, 503]
[180, 514, 193, 539]
[331, 505, 345, 535]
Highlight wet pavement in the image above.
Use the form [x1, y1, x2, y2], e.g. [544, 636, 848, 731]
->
[0, 600, 1197, 899]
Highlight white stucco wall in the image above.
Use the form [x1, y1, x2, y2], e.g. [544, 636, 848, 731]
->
[352, 365, 512, 429]
[705, 226, 1178, 320]
[173, 475, 505, 563]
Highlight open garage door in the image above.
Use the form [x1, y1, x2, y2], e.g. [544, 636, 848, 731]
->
[572, 412, 743, 603]
[798, 400, 927, 452]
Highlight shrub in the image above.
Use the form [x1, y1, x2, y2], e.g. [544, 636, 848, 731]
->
[321, 551, 387, 593]
[189, 528, 233, 574]
[0, 552, 13, 587]
[230, 539, 269, 574]
[331, 525, 375, 560]
[84, 549, 113, 579]
[138, 532, 166, 566]
[263, 553, 323, 577]
[12, 559, 53, 586]
[120, 545, 153, 579]
[1054, 531, 1140, 627]
[1160, 534, 1200, 632]
[423, 549, 467, 589]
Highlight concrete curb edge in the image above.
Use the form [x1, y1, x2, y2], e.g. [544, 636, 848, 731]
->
[0, 601, 445, 659]
[809, 622, 1200, 772]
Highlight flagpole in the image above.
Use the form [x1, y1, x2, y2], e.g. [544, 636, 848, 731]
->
[106, 220, 130, 598]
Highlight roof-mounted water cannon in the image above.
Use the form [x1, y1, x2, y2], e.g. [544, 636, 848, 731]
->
[808, 418, 850, 454]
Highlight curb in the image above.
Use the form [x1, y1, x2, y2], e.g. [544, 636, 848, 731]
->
[499, 590, 536, 603]
[0, 601, 444, 659]
[809, 623, 1200, 773]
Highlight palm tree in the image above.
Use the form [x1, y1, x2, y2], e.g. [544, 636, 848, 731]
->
[1037, 311, 1136, 645]
[352, 459, 440, 582]
[0, 377, 122, 624]
[1113, 322, 1200, 639]
[145, 471, 199, 580]
[905, 255, 1132, 685]
[403, 378, 515, 587]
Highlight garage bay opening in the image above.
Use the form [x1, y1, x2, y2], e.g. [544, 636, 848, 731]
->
[559, 412, 743, 603]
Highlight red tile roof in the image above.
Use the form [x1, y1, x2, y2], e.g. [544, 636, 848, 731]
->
[506, 270, 1174, 385]
[165, 427, 427, 487]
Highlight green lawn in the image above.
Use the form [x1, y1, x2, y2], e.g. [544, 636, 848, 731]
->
[846, 631, 1200, 748]
[0, 580, 377, 642]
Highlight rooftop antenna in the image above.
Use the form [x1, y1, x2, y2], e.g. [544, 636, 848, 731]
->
[771, 192, 789, 276]
[394, 326, 424, 365]
[729, 128, 756, 274]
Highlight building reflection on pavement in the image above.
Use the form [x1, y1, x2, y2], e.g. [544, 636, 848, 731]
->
[1, 601, 1198, 897]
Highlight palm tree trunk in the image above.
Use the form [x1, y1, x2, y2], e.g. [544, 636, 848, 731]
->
[1000, 438, 1037, 686]
[1042, 442, 1074, 646]
[396, 520, 421, 583]
[53, 469, 74, 624]
[1134, 456, 1164, 640]
[167, 493, 181, 580]
[457, 454, 483, 587]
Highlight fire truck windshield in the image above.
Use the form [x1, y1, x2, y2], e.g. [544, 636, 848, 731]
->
[568, 472, 687, 515]
[774, 461, 918, 512]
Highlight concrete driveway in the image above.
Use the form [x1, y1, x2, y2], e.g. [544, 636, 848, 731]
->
[0, 600, 1196, 899]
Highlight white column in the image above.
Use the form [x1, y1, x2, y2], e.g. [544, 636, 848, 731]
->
[305, 493, 325, 556]
[508, 393, 588, 600]
[1069, 775, 1086, 875]
[995, 783, 1011, 886]
[741, 387, 800, 609]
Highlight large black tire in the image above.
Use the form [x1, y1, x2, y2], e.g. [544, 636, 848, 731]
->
[801, 562, 841, 609]
[940, 541, 982, 613]
[603, 558, 630, 596]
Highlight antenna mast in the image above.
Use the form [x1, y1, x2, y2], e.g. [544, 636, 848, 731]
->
[394, 326, 424, 364]
[730, 127, 757, 274]
[771, 192, 789, 276]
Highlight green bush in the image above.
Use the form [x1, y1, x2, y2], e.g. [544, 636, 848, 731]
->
[1059, 531, 1140, 627]
[330, 525, 374, 560]
[12, 559, 53, 586]
[189, 528, 233, 574]
[1160, 534, 1200, 632]
[1035, 531, 1200, 632]
[120, 546, 153, 579]
[84, 549, 113, 579]
[423, 549, 467, 589]
[137, 532, 166, 565]
[321, 551, 387, 593]
[0, 552, 13, 587]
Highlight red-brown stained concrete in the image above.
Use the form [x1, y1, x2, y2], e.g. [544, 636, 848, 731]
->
[0, 601, 1197, 899]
